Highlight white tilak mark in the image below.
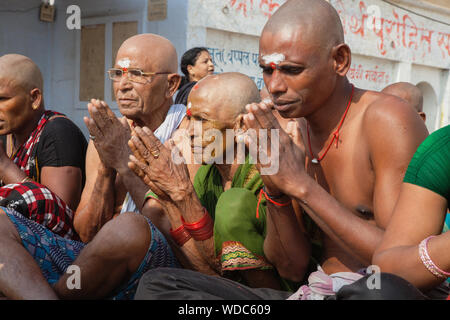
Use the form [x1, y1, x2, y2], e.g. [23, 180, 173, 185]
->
[118, 58, 131, 68]
[261, 53, 285, 65]
[187, 102, 192, 109]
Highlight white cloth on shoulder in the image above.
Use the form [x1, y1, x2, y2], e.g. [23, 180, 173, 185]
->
[120, 104, 186, 214]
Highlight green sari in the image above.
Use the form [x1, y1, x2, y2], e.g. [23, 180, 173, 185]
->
[193, 156, 271, 272]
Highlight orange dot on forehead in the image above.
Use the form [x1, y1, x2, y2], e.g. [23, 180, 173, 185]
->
[186, 108, 192, 116]
[122, 67, 128, 72]
[193, 84, 199, 90]
[270, 62, 276, 70]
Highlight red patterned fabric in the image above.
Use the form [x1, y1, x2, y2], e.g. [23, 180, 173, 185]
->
[10, 110, 64, 182]
[0, 181, 79, 240]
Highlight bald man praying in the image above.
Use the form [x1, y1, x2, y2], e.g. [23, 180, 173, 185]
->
[0, 34, 185, 299]
[134, 0, 429, 300]
[127, 72, 310, 293]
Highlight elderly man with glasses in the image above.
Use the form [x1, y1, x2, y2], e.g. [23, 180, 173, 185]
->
[0, 34, 187, 299]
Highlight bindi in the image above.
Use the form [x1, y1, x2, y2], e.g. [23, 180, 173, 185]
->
[117, 58, 131, 71]
[186, 102, 192, 116]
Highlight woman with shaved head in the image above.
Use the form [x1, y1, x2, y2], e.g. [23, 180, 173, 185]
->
[0, 54, 87, 239]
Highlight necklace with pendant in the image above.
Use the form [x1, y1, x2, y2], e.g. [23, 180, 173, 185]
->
[306, 84, 354, 164]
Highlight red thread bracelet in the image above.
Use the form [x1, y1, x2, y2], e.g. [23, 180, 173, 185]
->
[181, 208, 214, 241]
[170, 224, 192, 247]
[256, 188, 291, 219]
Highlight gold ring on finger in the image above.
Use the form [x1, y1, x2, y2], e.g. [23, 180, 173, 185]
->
[151, 149, 160, 159]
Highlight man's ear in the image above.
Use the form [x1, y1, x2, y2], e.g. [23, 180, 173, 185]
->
[30, 88, 42, 109]
[332, 43, 351, 77]
[418, 112, 426, 123]
[166, 73, 182, 98]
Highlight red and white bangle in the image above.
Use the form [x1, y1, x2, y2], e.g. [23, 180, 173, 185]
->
[181, 208, 214, 241]
[170, 224, 192, 247]
[419, 236, 450, 279]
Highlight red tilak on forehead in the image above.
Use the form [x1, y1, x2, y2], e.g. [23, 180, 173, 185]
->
[122, 67, 128, 72]
[270, 62, 276, 70]
[186, 108, 192, 116]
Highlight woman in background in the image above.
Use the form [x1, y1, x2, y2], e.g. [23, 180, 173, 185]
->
[175, 47, 214, 106]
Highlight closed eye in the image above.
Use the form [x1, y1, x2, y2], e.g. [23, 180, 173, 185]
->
[279, 66, 304, 75]
[193, 115, 207, 122]
[260, 65, 274, 75]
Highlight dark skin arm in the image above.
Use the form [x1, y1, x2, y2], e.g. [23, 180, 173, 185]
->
[0, 141, 83, 210]
[73, 141, 117, 243]
[84, 99, 149, 210]
[128, 126, 219, 272]
[141, 197, 218, 275]
[373, 183, 449, 291]
[243, 97, 428, 267]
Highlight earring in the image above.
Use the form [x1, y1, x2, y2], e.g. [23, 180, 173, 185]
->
[32, 104, 39, 110]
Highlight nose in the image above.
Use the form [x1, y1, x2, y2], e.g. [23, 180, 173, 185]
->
[266, 69, 287, 98]
[117, 72, 133, 91]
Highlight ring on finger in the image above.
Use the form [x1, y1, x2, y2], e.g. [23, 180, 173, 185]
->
[150, 148, 160, 159]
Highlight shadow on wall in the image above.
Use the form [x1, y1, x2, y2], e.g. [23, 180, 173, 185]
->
[416, 81, 438, 133]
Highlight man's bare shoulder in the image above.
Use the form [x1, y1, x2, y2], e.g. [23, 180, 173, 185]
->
[359, 89, 427, 136]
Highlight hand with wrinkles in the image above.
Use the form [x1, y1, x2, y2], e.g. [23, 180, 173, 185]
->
[243, 100, 306, 197]
[83, 99, 131, 173]
[127, 126, 194, 203]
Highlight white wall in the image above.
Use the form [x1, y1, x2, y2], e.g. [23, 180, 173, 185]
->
[187, 0, 450, 131]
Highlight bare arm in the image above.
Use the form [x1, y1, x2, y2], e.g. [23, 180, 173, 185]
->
[263, 115, 311, 281]
[373, 184, 449, 291]
[73, 141, 117, 243]
[0, 154, 28, 184]
[128, 127, 219, 271]
[40, 166, 83, 210]
[141, 198, 218, 275]
[263, 198, 311, 282]
[0, 143, 83, 211]
[84, 100, 149, 212]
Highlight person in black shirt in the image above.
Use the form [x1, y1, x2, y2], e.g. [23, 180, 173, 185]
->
[0, 54, 87, 210]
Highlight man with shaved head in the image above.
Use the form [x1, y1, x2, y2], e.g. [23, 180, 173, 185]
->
[0, 34, 184, 299]
[133, 0, 429, 300]
[76, 33, 186, 241]
[382, 82, 426, 122]
[127, 72, 310, 294]
[0, 54, 86, 242]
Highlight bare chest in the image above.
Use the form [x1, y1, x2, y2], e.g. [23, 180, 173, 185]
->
[303, 125, 375, 219]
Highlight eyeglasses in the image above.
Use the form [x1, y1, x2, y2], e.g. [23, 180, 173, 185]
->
[107, 68, 171, 84]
